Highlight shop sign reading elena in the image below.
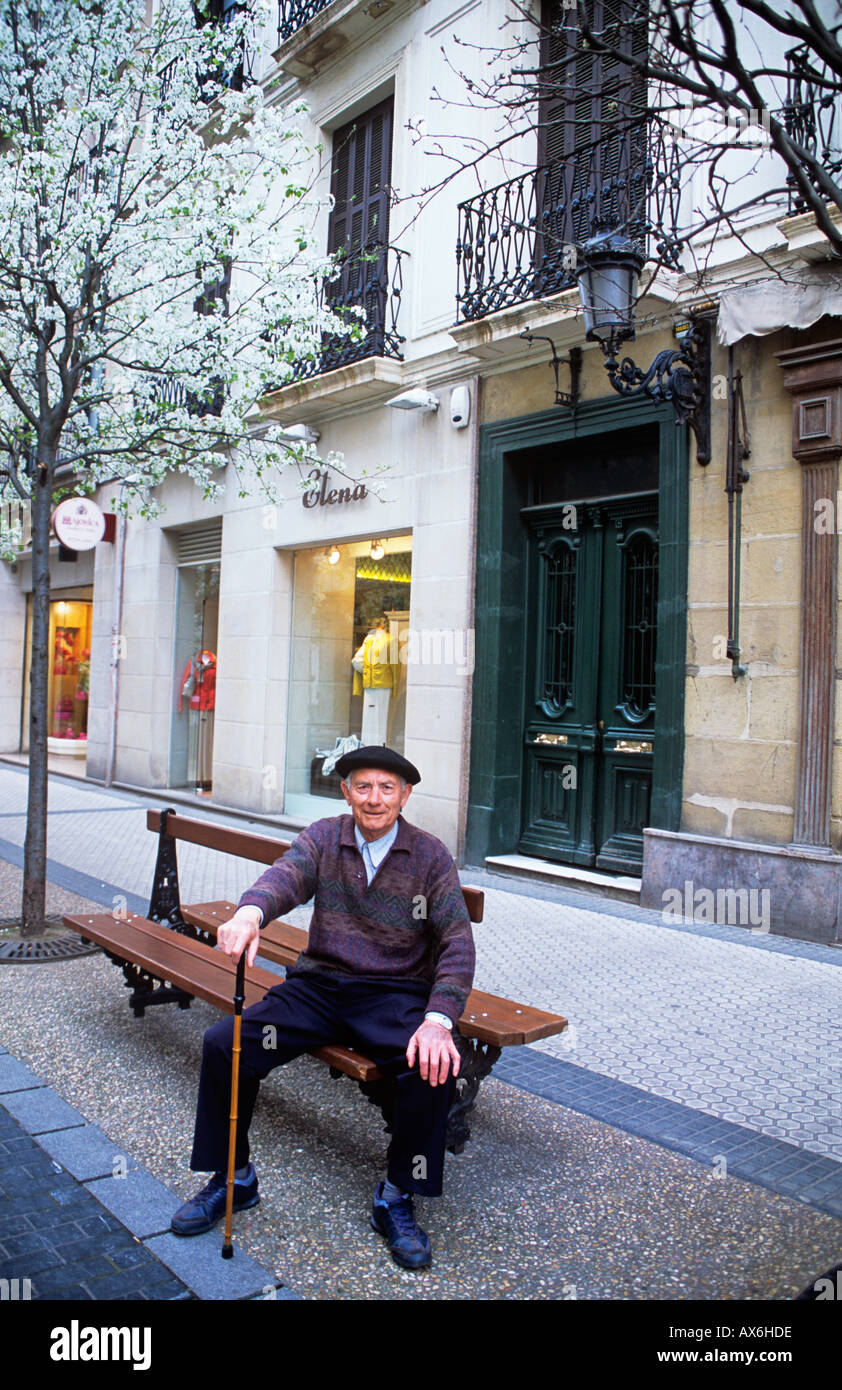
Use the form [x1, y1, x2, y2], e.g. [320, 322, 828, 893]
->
[302, 468, 368, 509]
[52, 498, 106, 551]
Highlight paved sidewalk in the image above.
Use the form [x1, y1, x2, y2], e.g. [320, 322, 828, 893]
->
[1, 762, 841, 1300]
[0, 1049, 295, 1302]
[0, 762, 839, 1167]
[0, 1089, 192, 1302]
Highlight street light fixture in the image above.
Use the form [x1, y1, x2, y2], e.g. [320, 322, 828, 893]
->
[577, 232, 712, 465]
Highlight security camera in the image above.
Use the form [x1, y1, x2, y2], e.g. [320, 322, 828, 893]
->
[450, 385, 471, 429]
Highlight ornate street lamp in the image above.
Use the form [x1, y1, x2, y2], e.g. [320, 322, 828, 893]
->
[576, 232, 712, 465]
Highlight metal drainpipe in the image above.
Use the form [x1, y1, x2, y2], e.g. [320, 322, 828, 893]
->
[104, 509, 127, 787]
[456, 374, 482, 866]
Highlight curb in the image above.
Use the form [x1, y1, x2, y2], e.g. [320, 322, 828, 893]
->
[0, 1045, 300, 1301]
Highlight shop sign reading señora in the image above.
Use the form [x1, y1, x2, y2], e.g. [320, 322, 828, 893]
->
[301, 467, 368, 509]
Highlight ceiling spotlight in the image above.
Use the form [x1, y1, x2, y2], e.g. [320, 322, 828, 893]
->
[370, 539, 385, 560]
[326, 545, 341, 565]
[386, 389, 439, 413]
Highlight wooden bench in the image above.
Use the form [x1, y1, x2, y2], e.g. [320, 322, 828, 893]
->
[63, 807, 567, 1151]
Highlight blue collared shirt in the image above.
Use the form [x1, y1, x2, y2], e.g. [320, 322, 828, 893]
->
[354, 820, 399, 884]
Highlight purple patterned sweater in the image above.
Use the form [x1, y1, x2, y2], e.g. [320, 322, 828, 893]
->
[238, 814, 476, 1025]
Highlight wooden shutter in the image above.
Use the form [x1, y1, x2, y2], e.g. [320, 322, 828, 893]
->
[327, 97, 394, 356]
[537, 0, 648, 240]
[328, 96, 393, 259]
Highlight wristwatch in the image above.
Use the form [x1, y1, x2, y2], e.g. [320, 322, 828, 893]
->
[424, 1011, 453, 1031]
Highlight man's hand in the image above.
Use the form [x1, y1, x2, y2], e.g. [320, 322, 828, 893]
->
[216, 907, 262, 968]
[406, 1020, 461, 1087]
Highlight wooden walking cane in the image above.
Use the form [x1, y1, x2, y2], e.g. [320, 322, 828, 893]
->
[222, 949, 246, 1260]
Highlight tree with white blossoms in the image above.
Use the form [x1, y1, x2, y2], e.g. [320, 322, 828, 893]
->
[0, 0, 356, 936]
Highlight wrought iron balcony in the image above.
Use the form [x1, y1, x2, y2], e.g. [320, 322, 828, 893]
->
[277, 0, 335, 44]
[281, 240, 406, 385]
[783, 44, 842, 216]
[158, 5, 257, 107]
[148, 375, 225, 418]
[456, 121, 681, 324]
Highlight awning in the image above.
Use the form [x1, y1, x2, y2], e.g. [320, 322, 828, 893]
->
[717, 265, 842, 346]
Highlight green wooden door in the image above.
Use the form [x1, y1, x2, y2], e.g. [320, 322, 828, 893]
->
[519, 492, 658, 873]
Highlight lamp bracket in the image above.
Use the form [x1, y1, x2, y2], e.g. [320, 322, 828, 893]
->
[521, 331, 581, 411]
[600, 316, 712, 465]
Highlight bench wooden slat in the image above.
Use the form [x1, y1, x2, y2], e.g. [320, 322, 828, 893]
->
[62, 911, 382, 1083]
[459, 990, 566, 1045]
[183, 900, 304, 968]
[63, 911, 278, 1010]
[184, 900, 568, 1047]
[147, 809, 291, 867]
[148, 810, 485, 923]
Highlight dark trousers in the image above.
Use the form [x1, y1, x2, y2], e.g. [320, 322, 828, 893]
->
[190, 970, 455, 1197]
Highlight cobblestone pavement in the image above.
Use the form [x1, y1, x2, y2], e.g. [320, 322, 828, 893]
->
[0, 761, 841, 1302]
[0, 1097, 192, 1302]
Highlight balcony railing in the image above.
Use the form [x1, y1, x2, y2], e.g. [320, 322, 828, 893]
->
[277, 0, 335, 44]
[783, 44, 842, 215]
[159, 8, 257, 107]
[456, 121, 682, 324]
[280, 241, 406, 385]
[148, 375, 225, 418]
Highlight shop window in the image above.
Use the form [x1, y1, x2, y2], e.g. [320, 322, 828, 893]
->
[284, 537, 412, 820]
[48, 596, 93, 755]
[22, 591, 93, 757]
[170, 562, 219, 794]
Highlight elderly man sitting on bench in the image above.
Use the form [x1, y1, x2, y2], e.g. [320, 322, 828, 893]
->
[170, 745, 476, 1270]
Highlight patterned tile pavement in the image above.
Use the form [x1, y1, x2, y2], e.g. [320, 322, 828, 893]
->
[1, 759, 841, 1222]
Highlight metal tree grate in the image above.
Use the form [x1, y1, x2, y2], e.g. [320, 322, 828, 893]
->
[0, 918, 101, 964]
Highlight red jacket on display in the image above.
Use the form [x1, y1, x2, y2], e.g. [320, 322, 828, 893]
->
[178, 651, 217, 712]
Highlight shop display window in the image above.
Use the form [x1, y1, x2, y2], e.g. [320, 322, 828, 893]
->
[169, 562, 219, 794]
[284, 537, 412, 820]
[30, 593, 93, 756]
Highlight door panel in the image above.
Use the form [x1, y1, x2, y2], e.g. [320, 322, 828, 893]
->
[520, 493, 658, 872]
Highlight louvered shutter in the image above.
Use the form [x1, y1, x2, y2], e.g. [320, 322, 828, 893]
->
[328, 98, 393, 357]
[536, 1, 648, 255]
[175, 520, 223, 565]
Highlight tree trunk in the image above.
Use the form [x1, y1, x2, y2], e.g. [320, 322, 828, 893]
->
[21, 451, 53, 937]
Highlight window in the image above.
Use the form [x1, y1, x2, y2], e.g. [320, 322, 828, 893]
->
[278, 95, 404, 381]
[22, 590, 93, 758]
[284, 537, 412, 819]
[193, 0, 255, 93]
[169, 523, 222, 795]
[323, 97, 398, 367]
[536, 0, 648, 269]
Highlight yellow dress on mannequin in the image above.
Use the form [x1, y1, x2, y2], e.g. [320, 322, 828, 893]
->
[352, 622, 396, 744]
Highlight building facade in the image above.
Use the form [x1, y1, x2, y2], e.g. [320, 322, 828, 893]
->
[2, 0, 842, 942]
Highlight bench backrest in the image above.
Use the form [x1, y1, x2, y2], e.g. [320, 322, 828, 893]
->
[148, 809, 484, 923]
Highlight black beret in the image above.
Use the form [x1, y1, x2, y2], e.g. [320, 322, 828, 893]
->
[335, 745, 421, 785]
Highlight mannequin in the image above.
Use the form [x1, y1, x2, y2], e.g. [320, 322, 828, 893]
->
[352, 617, 395, 746]
[178, 650, 216, 791]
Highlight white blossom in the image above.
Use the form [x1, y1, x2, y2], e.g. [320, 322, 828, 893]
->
[0, 0, 356, 548]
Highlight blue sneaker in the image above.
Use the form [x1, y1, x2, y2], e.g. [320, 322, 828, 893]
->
[171, 1164, 259, 1236]
[370, 1183, 432, 1269]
